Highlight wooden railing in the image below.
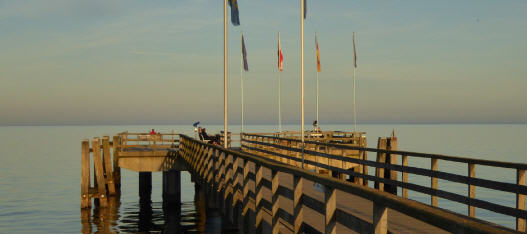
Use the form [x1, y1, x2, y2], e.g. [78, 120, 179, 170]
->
[118, 131, 179, 153]
[241, 133, 527, 232]
[179, 134, 515, 233]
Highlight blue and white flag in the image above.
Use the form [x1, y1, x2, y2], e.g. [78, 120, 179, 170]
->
[229, 0, 240, 26]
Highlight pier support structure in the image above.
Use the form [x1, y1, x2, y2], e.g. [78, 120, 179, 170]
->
[139, 172, 152, 203]
[163, 170, 181, 208]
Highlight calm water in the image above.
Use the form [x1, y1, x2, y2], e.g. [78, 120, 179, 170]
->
[0, 124, 526, 232]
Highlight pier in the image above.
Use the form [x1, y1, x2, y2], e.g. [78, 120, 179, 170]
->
[81, 131, 526, 233]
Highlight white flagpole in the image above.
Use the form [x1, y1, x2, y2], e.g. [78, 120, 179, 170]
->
[353, 67, 357, 132]
[223, 0, 228, 147]
[353, 32, 357, 132]
[278, 32, 282, 135]
[241, 32, 244, 134]
[315, 32, 319, 125]
[301, 0, 305, 168]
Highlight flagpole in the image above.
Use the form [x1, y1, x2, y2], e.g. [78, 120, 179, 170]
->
[278, 32, 282, 135]
[300, 0, 305, 168]
[315, 32, 319, 125]
[352, 32, 357, 132]
[241, 32, 244, 134]
[353, 67, 357, 132]
[223, 0, 228, 147]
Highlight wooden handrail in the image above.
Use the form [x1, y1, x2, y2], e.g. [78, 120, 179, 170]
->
[179, 134, 514, 233]
[241, 133, 527, 231]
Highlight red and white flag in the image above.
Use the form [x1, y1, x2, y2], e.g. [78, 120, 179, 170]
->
[278, 33, 284, 72]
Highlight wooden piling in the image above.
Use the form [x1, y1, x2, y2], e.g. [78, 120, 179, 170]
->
[92, 138, 108, 207]
[112, 135, 121, 192]
[139, 172, 152, 203]
[373, 202, 388, 234]
[81, 139, 91, 209]
[293, 175, 303, 234]
[102, 136, 116, 196]
[325, 187, 337, 234]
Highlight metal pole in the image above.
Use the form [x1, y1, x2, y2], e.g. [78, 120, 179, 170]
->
[316, 69, 319, 124]
[301, 0, 305, 168]
[224, 0, 228, 147]
[278, 68, 282, 134]
[241, 32, 244, 134]
[353, 67, 357, 132]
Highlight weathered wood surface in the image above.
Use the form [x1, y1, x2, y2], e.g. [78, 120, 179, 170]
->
[242, 133, 527, 231]
[179, 134, 515, 234]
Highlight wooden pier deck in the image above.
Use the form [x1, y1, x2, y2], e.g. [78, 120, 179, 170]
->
[80, 131, 526, 233]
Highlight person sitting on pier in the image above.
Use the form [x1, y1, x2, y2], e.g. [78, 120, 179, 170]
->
[150, 129, 156, 135]
[201, 128, 220, 145]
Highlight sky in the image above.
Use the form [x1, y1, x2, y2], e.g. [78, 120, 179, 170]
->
[0, 0, 526, 125]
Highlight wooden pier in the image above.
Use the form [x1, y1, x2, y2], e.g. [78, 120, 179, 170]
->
[80, 130, 526, 233]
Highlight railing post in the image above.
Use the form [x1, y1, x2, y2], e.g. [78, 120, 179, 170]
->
[325, 187, 337, 234]
[517, 169, 526, 232]
[81, 139, 91, 209]
[375, 138, 387, 191]
[255, 165, 264, 232]
[431, 158, 438, 207]
[243, 160, 256, 234]
[293, 175, 303, 234]
[272, 170, 280, 234]
[402, 155, 408, 199]
[468, 163, 476, 217]
[372, 202, 388, 234]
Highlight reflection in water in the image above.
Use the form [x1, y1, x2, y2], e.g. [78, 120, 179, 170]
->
[80, 193, 208, 233]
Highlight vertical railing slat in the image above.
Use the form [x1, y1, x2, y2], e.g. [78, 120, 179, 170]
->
[468, 163, 476, 217]
[517, 169, 526, 232]
[431, 158, 438, 207]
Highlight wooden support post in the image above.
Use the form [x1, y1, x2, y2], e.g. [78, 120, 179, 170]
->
[102, 136, 116, 196]
[163, 170, 181, 208]
[402, 155, 408, 199]
[325, 187, 337, 234]
[255, 165, 264, 232]
[468, 163, 476, 217]
[385, 137, 398, 194]
[81, 139, 91, 208]
[373, 202, 388, 234]
[293, 175, 303, 234]
[431, 158, 438, 207]
[271, 170, 280, 234]
[112, 136, 121, 192]
[92, 138, 108, 207]
[517, 169, 526, 232]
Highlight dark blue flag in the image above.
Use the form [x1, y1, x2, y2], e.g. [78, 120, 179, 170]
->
[242, 34, 248, 71]
[304, 0, 307, 19]
[192, 121, 200, 127]
[228, 0, 240, 26]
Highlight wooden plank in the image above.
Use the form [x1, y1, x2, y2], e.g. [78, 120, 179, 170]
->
[517, 169, 526, 232]
[81, 140, 91, 208]
[325, 187, 337, 234]
[293, 175, 303, 234]
[272, 170, 279, 234]
[431, 158, 438, 207]
[468, 163, 476, 217]
[102, 137, 116, 196]
[373, 202, 388, 234]
[92, 138, 108, 207]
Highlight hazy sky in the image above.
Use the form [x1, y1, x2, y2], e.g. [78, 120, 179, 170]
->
[1, 0, 526, 125]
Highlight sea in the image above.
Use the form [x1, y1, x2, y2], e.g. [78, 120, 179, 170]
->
[0, 124, 526, 233]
